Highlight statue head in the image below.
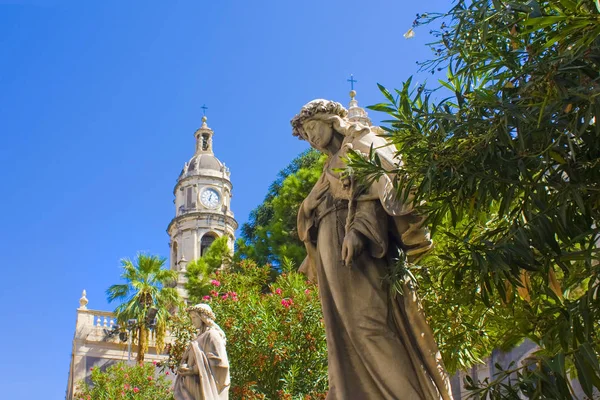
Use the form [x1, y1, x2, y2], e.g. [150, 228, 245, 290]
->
[187, 303, 215, 329]
[186, 303, 227, 342]
[291, 99, 371, 152]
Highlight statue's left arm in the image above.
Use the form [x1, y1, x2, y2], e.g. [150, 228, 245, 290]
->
[203, 331, 230, 392]
[347, 199, 389, 260]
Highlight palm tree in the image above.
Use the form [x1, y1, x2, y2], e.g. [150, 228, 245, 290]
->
[107, 253, 180, 363]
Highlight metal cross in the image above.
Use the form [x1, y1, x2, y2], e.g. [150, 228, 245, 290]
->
[201, 104, 208, 116]
[347, 74, 358, 90]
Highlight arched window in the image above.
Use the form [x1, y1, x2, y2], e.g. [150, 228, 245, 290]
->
[172, 242, 178, 269]
[200, 233, 217, 256]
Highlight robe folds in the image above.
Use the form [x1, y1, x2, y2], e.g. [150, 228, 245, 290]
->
[174, 329, 230, 400]
[298, 133, 453, 400]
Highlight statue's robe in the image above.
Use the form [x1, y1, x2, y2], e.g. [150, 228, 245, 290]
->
[174, 329, 230, 400]
[298, 130, 453, 400]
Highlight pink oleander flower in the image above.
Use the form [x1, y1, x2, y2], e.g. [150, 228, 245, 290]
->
[202, 295, 211, 300]
[147, 375, 153, 381]
[210, 279, 221, 286]
[210, 290, 219, 297]
[275, 288, 282, 295]
[281, 298, 293, 308]
[124, 383, 130, 390]
[166, 371, 170, 375]
[221, 293, 229, 300]
[152, 360, 157, 366]
[133, 387, 140, 393]
[305, 289, 310, 295]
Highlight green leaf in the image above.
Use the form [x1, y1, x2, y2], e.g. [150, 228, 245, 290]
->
[574, 352, 596, 398]
[523, 15, 567, 29]
[548, 150, 567, 164]
[368, 103, 397, 113]
[377, 83, 395, 105]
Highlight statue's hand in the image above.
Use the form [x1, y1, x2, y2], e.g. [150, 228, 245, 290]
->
[178, 366, 199, 376]
[341, 230, 364, 267]
[303, 182, 329, 214]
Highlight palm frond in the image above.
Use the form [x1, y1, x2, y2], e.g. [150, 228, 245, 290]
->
[106, 284, 130, 303]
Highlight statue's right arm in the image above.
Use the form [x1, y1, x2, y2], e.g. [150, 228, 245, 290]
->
[302, 177, 329, 217]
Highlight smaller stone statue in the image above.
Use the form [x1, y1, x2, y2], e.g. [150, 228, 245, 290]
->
[174, 304, 230, 400]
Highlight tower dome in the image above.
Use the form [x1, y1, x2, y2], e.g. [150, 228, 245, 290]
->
[178, 116, 231, 179]
[180, 153, 225, 177]
[167, 114, 237, 300]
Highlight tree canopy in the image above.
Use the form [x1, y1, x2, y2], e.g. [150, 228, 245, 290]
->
[347, 0, 600, 397]
[185, 235, 231, 303]
[236, 149, 325, 267]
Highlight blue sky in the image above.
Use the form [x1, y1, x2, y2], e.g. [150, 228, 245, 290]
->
[0, 0, 451, 398]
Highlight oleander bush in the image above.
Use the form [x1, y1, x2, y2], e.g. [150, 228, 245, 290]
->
[75, 361, 174, 400]
[170, 259, 328, 400]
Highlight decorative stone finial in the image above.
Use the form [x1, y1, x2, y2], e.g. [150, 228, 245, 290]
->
[347, 90, 372, 126]
[79, 290, 88, 309]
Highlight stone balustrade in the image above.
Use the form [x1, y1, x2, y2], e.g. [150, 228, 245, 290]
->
[91, 311, 117, 329]
[75, 307, 168, 347]
[67, 291, 172, 400]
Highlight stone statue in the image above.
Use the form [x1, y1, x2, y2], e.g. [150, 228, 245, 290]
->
[291, 99, 453, 400]
[174, 304, 230, 400]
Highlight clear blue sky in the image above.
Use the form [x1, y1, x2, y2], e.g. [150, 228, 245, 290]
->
[0, 0, 451, 398]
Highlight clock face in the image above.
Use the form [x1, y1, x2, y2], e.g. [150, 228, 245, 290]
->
[200, 188, 221, 209]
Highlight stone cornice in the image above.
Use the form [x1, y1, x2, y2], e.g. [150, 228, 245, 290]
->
[167, 211, 238, 234]
[173, 175, 233, 195]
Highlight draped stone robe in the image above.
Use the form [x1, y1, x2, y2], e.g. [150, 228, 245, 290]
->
[298, 136, 453, 400]
[174, 328, 230, 400]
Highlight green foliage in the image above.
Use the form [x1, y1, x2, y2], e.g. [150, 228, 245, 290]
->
[162, 312, 196, 374]
[107, 253, 180, 362]
[173, 260, 328, 399]
[74, 362, 174, 400]
[185, 236, 231, 303]
[353, 0, 600, 398]
[237, 149, 326, 267]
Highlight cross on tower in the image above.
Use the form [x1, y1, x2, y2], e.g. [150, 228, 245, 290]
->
[201, 104, 208, 116]
[347, 74, 358, 90]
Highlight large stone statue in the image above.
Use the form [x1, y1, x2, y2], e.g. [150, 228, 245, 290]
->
[291, 99, 453, 400]
[174, 304, 230, 400]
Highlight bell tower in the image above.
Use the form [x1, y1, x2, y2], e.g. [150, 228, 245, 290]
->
[167, 115, 237, 298]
